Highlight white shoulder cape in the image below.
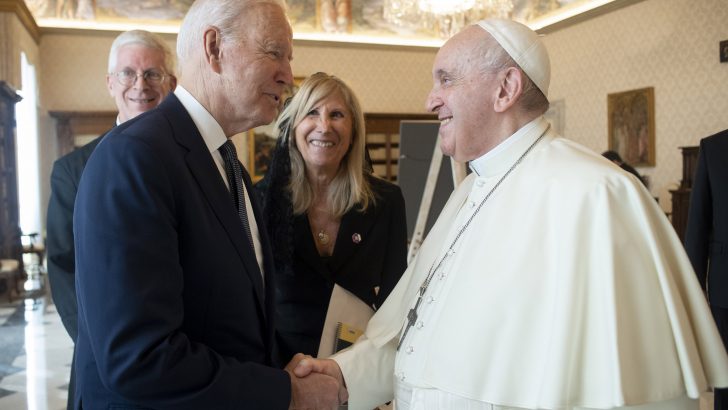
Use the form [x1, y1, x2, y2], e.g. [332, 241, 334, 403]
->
[334, 118, 728, 410]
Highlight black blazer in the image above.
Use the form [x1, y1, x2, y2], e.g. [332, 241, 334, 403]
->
[274, 176, 408, 363]
[685, 129, 728, 309]
[73, 94, 290, 409]
[47, 135, 103, 343]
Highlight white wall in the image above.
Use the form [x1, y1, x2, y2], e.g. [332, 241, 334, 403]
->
[543, 0, 728, 211]
[34, 0, 728, 215]
[37, 34, 436, 114]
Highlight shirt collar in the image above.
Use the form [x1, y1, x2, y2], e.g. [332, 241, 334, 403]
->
[174, 85, 227, 153]
[469, 117, 545, 177]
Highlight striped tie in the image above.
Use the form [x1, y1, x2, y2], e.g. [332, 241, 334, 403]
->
[220, 140, 254, 248]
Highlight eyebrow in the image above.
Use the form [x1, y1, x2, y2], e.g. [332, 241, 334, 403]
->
[120, 67, 163, 72]
[433, 68, 452, 78]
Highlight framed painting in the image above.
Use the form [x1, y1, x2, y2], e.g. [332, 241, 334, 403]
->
[247, 76, 306, 182]
[607, 87, 655, 167]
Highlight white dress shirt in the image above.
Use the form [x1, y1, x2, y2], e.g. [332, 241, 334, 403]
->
[174, 86, 265, 277]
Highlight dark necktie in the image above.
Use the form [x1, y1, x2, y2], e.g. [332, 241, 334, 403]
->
[220, 140, 254, 248]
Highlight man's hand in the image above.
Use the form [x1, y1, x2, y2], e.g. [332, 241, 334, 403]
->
[291, 354, 348, 405]
[285, 354, 347, 409]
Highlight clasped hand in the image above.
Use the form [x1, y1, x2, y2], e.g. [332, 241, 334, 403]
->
[286, 353, 348, 410]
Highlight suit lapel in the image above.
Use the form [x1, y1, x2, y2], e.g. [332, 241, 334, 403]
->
[159, 95, 266, 315]
[240, 164, 275, 326]
[328, 205, 379, 273]
[294, 203, 380, 278]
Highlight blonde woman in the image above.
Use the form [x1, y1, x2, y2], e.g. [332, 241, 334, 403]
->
[257, 72, 407, 364]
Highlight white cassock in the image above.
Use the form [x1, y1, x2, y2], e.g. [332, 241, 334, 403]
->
[333, 117, 728, 410]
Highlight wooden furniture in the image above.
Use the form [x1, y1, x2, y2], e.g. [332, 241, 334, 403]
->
[669, 146, 699, 241]
[49, 110, 116, 157]
[0, 81, 24, 300]
[0, 259, 20, 302]
[364, 113, 437, 182]
[22, 232, 45, 272]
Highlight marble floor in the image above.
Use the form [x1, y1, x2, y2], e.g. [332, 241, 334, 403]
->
[0, 273, 718, 410]
[0, 288, 72, 410]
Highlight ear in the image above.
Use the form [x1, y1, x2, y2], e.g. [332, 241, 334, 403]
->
[168, 74, 178, 91]
[493, 67, 523, 113]
[203, 27, 223, 73]
[106, 74, 115, 97]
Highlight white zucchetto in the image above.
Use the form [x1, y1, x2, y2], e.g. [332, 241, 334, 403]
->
[476, 19, 551, 97]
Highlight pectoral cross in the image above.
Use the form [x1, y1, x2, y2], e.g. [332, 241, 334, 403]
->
[394, 126, 550, 353]
[397, 286, 425, 351]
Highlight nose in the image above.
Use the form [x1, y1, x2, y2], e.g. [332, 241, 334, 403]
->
[316, 115, 331, 131]
[277, 59, 294, 87]
[425, 88, 441, 113]
[132, 74, 149, 89]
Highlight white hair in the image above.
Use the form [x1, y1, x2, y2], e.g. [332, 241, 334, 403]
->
[108, 30, 175, 74]
[176, 0, 286, 75]
[475, 33, 549, 115]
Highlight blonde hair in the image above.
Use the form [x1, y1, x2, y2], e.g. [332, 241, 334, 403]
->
[276, 72, 374, 218]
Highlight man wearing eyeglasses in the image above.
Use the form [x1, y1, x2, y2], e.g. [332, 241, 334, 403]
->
[46, 29, 175, 410]
[106, 35, 176, 124]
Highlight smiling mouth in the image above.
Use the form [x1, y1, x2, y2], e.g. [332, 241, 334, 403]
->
[440, 117, 452, 125]
[310, 140, 334, 148]
[130, 97, 155, 104]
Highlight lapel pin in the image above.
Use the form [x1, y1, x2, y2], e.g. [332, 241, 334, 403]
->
[352, 233, 362, 244]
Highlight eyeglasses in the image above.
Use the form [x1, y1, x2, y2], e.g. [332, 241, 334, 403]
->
[111, 69, 167, 86]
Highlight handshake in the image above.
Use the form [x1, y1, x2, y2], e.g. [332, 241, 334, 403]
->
[286, 353, 349, 410]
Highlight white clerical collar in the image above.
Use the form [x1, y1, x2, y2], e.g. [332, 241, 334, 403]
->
[174, 85, 227, 154]
[469, 117, 544, 176]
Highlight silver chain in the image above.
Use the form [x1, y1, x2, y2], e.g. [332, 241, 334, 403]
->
[397, 124, 550, 350]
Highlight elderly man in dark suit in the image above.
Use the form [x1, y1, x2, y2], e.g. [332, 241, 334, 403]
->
[46, 29, 176, 410]
[71, 0, 343, 408]
[685, 128, 728, 410]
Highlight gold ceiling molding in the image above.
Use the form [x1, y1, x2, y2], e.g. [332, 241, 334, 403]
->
[22, 0, 647, 49]
[0, 0, 40, 43]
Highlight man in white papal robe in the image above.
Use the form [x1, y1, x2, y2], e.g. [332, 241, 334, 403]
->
[292, 18, 728, 410]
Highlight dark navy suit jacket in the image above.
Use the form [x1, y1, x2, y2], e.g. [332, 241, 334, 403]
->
[685, 129, 728, 309]
[47, 134, 103, 343]
[73, 94, 290, 409]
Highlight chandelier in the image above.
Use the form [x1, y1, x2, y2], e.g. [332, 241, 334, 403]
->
[383, 0, 514, 39]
